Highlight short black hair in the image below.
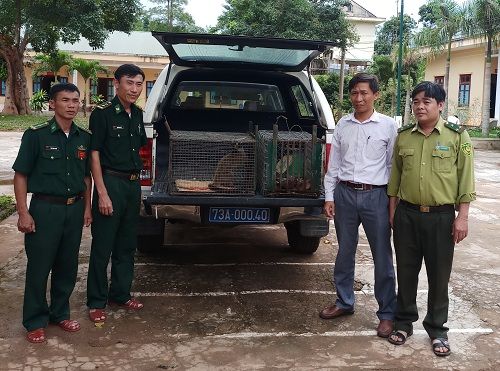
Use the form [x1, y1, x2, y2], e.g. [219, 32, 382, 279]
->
[49, 83, 80, 100]
[114, 64, 145, 81]
[348, 73, 379, 93]
[411, 81, 446, 103]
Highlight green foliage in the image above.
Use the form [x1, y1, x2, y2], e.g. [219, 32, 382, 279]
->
[32, 51, 73, 82]
[29, 91, 48, 112]
[314, 72, 352, 115]
[215, 0, 357, 47]
[136, 0, 203, 32]
[0, 114, 88, 131]
[70, 59, 108, 82]
[374, 15, 416, 55]
[368, 55, 394, 87]
[90, 94, 107, 105]
[0, 195, 15, 222]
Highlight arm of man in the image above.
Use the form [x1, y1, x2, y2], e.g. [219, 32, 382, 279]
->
[83, 175, 92, 226]
[389, 196, 399, 229]
[90, 150, 113, 216]
[453, 202, 469, 243]
[323, 125, 342, 218]
[387, 135, 402, 229]
[14, 172, 35, 233]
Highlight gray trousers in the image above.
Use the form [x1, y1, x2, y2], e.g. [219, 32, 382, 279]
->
[333, 182, 396, 320]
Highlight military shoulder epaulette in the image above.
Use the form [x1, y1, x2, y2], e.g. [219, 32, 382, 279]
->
[398, 123, 416, 133]
[95, 101, 112, 110]
[29, 121, 50, 130]
[133, 103, 144, 111]
[76, 125, 92, 135]
[445, 121, 465, 133]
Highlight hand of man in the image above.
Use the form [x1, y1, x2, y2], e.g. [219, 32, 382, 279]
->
[84, 208, 93, 227]
[17, 211, 35, 233]
[98, 193, 114, 216]
[324, 201, 335, 219]
[452, 217, 468, 243]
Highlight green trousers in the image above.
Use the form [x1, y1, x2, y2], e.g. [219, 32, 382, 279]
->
[86, 174, 141, 309]
[23, 198, 84, 331]
[393, 202, 455, 339]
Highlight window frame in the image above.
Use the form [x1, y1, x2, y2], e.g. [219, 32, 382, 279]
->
[458, 74, 471, 107]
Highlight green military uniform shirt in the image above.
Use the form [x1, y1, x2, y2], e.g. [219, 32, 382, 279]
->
[12, 118, 91, 197]
[387, 117, 476, 206]
[89, 96, 147, 172]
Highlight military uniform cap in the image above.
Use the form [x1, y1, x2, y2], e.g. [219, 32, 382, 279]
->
[398, 123, 416, 133]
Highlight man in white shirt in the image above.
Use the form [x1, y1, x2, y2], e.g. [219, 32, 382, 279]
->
[320, 73, 397, 338]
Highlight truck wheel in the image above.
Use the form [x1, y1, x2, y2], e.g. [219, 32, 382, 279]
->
[285, 222, 320, 254]
[137, 234, 164, 253]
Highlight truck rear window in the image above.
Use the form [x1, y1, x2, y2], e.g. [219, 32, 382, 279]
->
[171, 81, 285, 112]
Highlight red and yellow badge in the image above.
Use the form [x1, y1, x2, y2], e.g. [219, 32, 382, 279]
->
[77, 145, 87, 160]
[461, 142, 472, 157]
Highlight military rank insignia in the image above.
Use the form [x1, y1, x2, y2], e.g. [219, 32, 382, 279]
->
[461, 142, 472, 156]
[77, 145, 87, 160]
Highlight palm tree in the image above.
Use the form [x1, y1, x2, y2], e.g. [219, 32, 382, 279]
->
[463, 0, 500, 136]
[416, 0, 465, 119]
[32, 51, 73, 84]
[70, 59, 108, 117]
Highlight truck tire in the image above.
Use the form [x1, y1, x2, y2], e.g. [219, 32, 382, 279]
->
[137, 234, 164, 253]
[285, 222, 320, 254]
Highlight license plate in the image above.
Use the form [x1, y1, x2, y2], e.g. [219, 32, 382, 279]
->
[208, 207, 271, 223]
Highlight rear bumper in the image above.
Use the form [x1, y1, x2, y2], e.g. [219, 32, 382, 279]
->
[141, 192, 326, 225]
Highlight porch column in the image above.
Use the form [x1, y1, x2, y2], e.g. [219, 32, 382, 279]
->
[72, 69, 78, 85]
[495, 53, 500, 121]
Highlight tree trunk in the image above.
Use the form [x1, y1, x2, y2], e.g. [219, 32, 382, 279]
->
[481, 36, 492, 137]
[82, 77, 88, 117]
[337, 48, 346, 121]
[0, 46, 31, 115]
[443, 38, 452, 119]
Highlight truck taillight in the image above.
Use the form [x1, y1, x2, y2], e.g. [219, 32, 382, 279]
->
[139, 138, 153, 186]
[323, 143, 332, 173]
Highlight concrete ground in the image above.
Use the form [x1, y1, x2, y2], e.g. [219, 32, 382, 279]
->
[0, 132, 499, 370]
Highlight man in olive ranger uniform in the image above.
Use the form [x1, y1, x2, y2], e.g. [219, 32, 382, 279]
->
[387, 82, 475, 357]
[13, 83, 92, 343]
[87, 64, 147, 323]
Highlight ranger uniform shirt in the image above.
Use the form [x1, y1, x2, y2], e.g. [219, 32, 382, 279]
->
[89, 96, 147, 172]
[387, 117, 476, 206]
[12, 118, 91, 197]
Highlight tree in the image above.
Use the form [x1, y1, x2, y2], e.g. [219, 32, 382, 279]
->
[463, 0, 500, 136]
[416, 0, 464, 118]
[70, 59, 108, 117]
[0, 0, 139, 115]
[32, 51, 73, 84]
[374, 15, 416, 56]
[215, 0, 355, 45]
[143, 0, 202, 32]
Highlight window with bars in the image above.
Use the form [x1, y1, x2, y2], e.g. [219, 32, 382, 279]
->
[146, 80, 155, 99]
[0, 80, 6, 96]
[90, 79, 98, 96]
[434, 76, 444, 87]
[58, 76, 68, 84]
[33, 77, 42, 93]
[458, 74, 471, 107]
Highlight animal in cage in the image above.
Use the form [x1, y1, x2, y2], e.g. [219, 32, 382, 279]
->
[256, 125, 322, 196]
[209, 145, 249, 191]
[168, 131, 256, 196]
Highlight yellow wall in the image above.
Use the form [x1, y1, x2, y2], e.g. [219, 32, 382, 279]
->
[424, 46, 498, 126]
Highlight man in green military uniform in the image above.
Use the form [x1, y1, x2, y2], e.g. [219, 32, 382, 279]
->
[387, 81, 475, 356]
[13, 83, 92, 343]
[87, 64, 147, 323]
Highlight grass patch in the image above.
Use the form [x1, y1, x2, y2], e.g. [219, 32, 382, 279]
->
[0, 114, 89, 131]
[467, 126, 500, 138]
[0, 195, 16, 222]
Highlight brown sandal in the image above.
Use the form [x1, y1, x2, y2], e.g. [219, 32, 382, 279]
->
[109, 297, 143, 310]
[27, 328, 46, 343]
[89, 308, 106, 323]
[58, 319, 81, 332]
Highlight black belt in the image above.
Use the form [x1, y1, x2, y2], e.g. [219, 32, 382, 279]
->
[340, 181, 386, 191]
[32, 192, 84, 205]
[400, 200, 454, 213]
[104, 168, 140, 181]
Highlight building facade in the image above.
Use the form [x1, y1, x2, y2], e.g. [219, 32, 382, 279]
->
[424, 37, 499, 126]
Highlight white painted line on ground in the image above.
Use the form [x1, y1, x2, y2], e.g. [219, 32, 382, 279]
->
[165, 328, 494, 340]
[134, 262, 377, 267]
[131, 289, 429, 297]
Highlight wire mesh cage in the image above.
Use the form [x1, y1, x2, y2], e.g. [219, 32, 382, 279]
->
[168, 131, 256, 196]
[256, 125, 322, 197]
